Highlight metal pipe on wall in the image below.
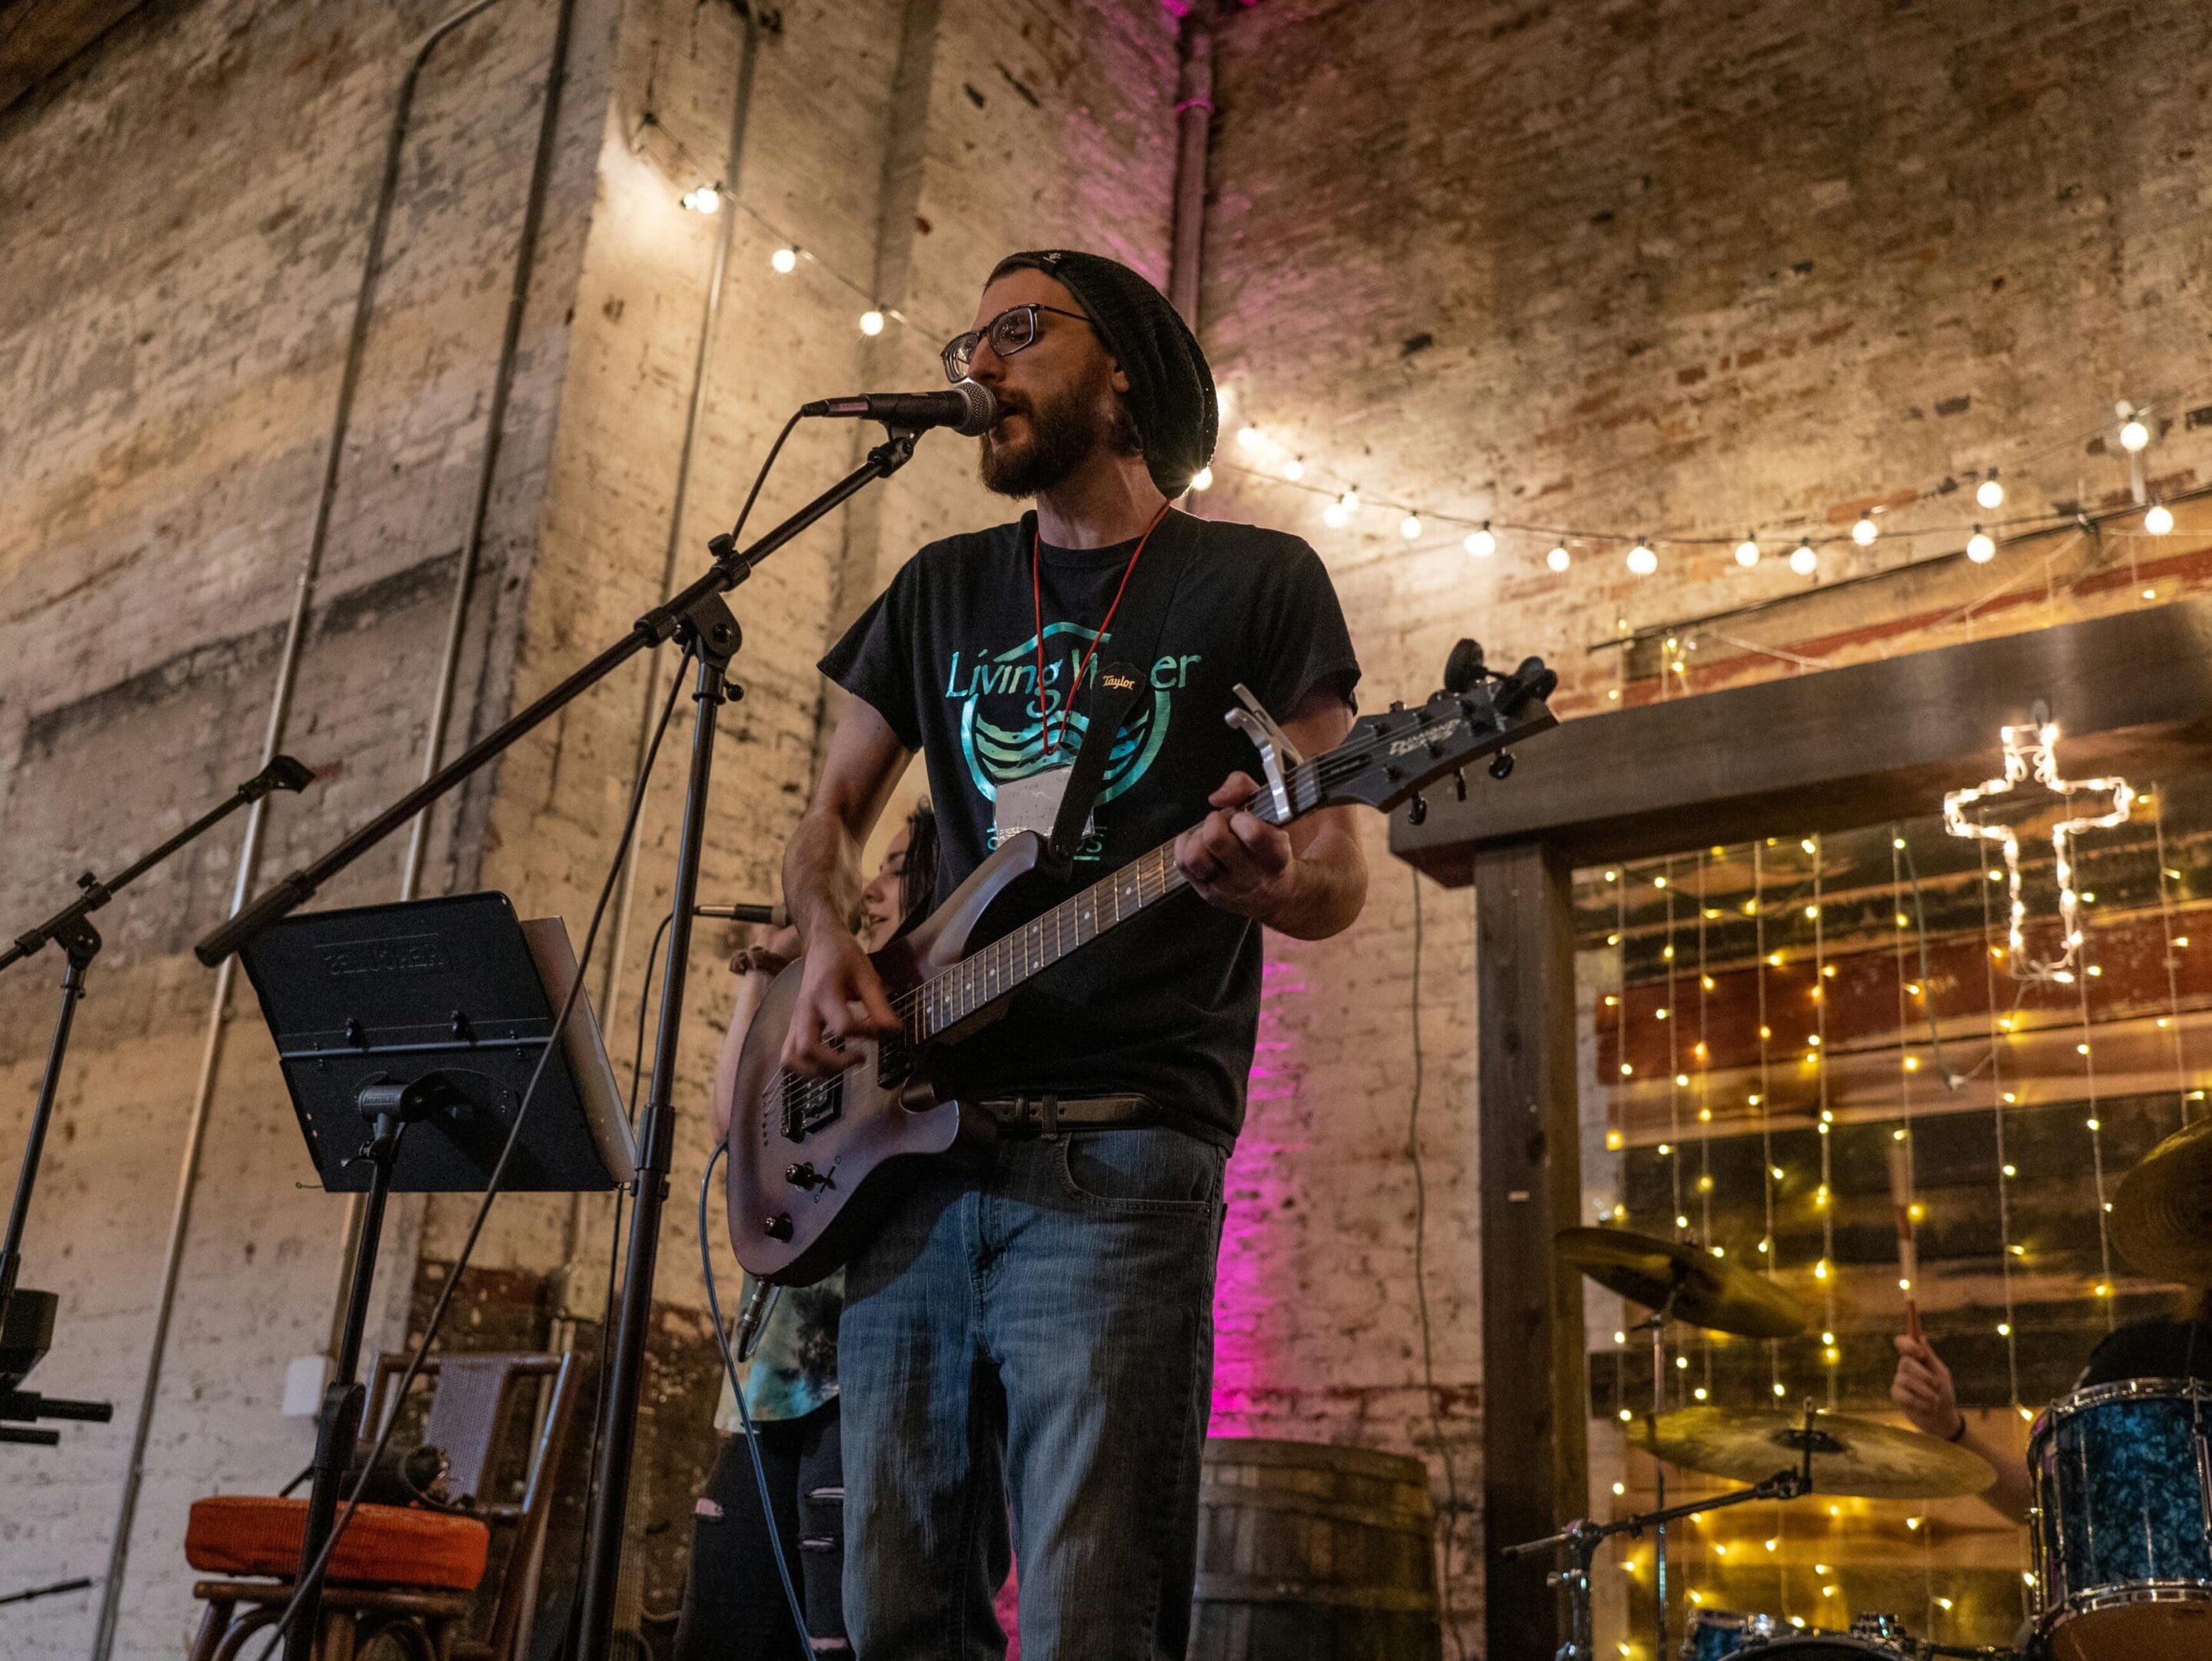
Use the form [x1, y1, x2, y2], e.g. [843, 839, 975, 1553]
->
[594, 6, 763, 1097]
[325, 0, 581, 1363]
[1169, 15, 1213, 328]
[88, 3, 528, 1653]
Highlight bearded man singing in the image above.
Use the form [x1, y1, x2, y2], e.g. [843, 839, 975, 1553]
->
[778, 249, 1367, 1659]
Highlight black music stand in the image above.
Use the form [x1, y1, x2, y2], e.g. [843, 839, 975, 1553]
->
[237, 891, 631, 1656]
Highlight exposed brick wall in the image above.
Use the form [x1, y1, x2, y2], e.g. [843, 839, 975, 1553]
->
[1202, 0, 2212, 1646]
[0, 0, 612, 1651]
[32, 0, 2212, 1653]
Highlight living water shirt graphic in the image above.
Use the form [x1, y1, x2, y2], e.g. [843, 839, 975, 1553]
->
[942, 621, 1202, 854]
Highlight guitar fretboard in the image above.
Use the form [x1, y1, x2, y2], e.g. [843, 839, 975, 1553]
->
[893, 767, 1316, 1043]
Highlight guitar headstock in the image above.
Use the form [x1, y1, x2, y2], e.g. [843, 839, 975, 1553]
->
[1307, 641, 1558, 817]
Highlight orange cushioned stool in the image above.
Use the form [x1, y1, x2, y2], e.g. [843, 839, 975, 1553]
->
[183, 1496, 489, 1661]
[185, 1495, 490, 1589]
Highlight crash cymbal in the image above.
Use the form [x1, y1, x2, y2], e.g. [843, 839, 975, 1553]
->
[1556, 1226, 1807, 1339]
[1626, 1406, 1995, 1500]
[2113, 1114, 2212, 1285]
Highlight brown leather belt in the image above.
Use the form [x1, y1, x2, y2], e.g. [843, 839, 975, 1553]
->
[972, 1093, 1159, 1137]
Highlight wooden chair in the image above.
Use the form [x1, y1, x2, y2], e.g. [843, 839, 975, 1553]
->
[185, 1350, 583, 1661]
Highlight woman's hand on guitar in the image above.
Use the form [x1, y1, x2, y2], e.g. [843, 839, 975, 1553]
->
[780, 929, 901, 1077]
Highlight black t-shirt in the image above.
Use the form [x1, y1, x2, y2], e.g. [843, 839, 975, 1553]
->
[819, 508, 1360, 1143]
[2075, 1317, 2212, 1388]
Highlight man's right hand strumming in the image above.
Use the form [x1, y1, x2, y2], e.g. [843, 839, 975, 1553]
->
[781, 930, 900, 1077]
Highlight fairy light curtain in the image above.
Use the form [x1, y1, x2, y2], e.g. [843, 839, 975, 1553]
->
[1572, 773, 2212, 1653]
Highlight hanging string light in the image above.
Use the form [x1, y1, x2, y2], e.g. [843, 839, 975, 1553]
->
[1663, 860, 1685, 1241]
[2150, 788, 2197, 1127]
[1974, 837, 2027, 1416]
[1810, 835, 1839, 1408]
[1695, 852, 1715, 1404]
[1753, 844, 1783, 1405]
[2072, 890, 2118, 1333]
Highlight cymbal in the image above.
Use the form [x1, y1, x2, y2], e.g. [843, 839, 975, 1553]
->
[1626, 1406, 1996, 1499]
[2113, 1114, 2212, 1285]
[1556, 1226, 1807, 1339]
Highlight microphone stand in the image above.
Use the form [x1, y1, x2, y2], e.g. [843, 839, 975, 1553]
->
[1, 755, 312, 1440]
[193, 422, 923, 1661]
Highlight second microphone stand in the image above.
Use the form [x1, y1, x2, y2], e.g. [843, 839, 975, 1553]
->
[1, 755, 311, 1443]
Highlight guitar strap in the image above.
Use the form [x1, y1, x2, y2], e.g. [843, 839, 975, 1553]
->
[1041, 511, 1200, 877]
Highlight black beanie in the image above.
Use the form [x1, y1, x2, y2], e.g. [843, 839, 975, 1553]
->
[988, 249, 1217, 498]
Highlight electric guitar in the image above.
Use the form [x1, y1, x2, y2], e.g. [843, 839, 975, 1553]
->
[725, 640, 1557, 1284]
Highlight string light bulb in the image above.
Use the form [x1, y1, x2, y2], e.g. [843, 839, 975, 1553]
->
[680, 184, 721, 213]
[1189, 466, 1213, 492]
[1282, 458, 1305, 482]
[1789, 542, 1817, 576]
[858, 309, 886, 336]
[1735, 536, 1760, 568]
[1851, 514, 1879, 546]
[1626, 542, 1658, 576]
[1977, 472, 2004, 509]
[1547, 544, 1571, 571]
[2146, 503, 2174, 535]
[1235, 426, 1264, 452]
[1322, 501, 1349, 528]
[1400, 514, 1423, 541]
[2120, 415, 2151, 452]
[1465, 524, 1497, 558]
[770, 245, 798, 274]
[1967, 527, 1996, 563]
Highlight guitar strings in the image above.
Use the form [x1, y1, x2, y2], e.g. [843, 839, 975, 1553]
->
[770, 701, 1483, 1120]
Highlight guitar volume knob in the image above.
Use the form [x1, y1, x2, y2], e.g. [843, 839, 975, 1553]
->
[763, 1213, 793, 1241]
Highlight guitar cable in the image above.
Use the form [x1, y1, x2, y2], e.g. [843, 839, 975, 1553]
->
[700, 1139, 815, 1661]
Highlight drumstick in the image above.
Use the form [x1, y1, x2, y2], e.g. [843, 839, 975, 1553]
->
[1887, 1137, 1923, 1341]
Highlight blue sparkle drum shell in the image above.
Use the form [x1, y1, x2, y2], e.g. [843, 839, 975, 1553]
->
[2028, 1378, 2212, 1661]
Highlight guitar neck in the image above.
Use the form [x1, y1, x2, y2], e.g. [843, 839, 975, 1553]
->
[904, 777, 1305, 1044]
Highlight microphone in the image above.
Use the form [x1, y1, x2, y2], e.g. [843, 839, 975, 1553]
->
[800, 380, 996, 436]
[695, 901, 789, 925]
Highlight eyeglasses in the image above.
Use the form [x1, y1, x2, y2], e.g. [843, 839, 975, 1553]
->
[940, 304, 1093, 384]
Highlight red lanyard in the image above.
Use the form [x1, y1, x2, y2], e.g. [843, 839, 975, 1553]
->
[1030, 502, 1172, 760]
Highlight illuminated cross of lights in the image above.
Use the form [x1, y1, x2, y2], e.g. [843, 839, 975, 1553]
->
[1943, 708, 2133, 985]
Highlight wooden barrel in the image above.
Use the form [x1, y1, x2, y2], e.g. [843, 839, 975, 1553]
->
[1188, 1436, 1443, 1660]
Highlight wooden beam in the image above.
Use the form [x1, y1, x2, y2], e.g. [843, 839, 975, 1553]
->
[1397, 597, 2212, 883]
[0, 0, 149, 115]
[1473, 842, 1586, 1661]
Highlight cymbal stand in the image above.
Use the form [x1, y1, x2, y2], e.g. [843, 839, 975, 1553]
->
[1504, 1407, 1816, 1661]
[1641, 1279, 1684, 1660]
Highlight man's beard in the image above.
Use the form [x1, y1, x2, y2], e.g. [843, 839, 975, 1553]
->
[976, 371, 1137, 499]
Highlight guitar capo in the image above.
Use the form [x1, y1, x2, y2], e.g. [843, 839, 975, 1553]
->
[1224, 684, 1304, 821]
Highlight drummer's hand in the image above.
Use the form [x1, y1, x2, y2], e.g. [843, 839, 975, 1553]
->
[1891, 1333, 1964, 1440]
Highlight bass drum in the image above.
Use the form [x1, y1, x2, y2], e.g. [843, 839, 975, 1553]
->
[1737, 1642, 1914, 1658]
[2028, 1378, 2212, 1661]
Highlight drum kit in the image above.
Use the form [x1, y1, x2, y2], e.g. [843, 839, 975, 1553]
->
[1508, 1112, 2212, 1661]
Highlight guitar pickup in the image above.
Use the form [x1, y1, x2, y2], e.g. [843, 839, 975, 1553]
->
[1224, 684, 1304, 820]
[777, 1070, 845, 1142]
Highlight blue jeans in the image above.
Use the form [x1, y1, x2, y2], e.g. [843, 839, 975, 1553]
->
[837, 1125, 1228, 1661]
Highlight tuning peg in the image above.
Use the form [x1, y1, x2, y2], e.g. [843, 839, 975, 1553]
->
[1389, 699, 1405, 713]
[1489, 752, 1515, 781]
[1408, 794, 1429, 827]
[1454, 769, 1468, 802]
[1444, 638, 1485, 694]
